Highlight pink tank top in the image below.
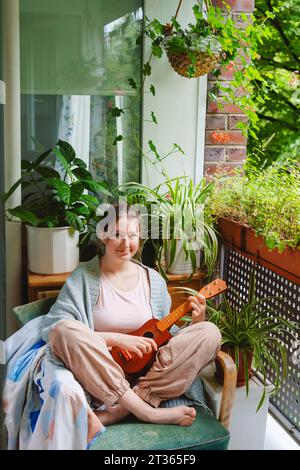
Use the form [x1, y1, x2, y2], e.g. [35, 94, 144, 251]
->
[93, 264, 153, 333]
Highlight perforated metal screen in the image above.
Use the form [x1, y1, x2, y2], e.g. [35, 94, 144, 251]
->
[221, 246, 300, 435]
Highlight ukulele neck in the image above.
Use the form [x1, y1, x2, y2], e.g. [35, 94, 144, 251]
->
[156, 279, 227, 333]
[156, 300, 190, 332]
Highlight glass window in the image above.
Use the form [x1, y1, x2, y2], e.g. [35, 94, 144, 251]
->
[20, 0, 143, 187]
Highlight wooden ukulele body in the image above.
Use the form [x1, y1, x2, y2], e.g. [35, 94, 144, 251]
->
[110, 278, 227, 377]
[110, 318, 171, 375]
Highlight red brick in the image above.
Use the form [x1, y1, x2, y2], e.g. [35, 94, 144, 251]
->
[206, 130, 247, 145]
[226, 147, 247, 161]
[204, 162, 243, 178]
[208, 64, 244, 81]
[211, 0, 255, 12]
[228, 115, 248, 129]
[207, 100, 243, 114]
[204, 147, 226, 162]
[205, 114, 227, 130]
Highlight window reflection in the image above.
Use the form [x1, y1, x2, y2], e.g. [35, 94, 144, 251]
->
[20, 1, 143, 188]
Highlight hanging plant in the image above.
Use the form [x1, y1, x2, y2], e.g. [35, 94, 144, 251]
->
[140, 0, 273, 136]
[145, 0, 260, 77]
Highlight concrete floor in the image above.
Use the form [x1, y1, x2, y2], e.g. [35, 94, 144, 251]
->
[264, 413, 299, 450]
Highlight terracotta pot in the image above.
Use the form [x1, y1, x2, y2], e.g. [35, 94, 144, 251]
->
[215, 346, 253, 387]
[246, 229, 300, 278]
[217, 217, 300, 279]
[217, 217, 250, 250]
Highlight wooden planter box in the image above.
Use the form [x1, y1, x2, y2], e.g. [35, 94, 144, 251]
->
[217, 217, 300, 281]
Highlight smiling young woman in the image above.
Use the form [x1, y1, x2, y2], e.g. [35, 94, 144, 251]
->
[4, 202, 222, 449]
[47, 203, 221, 428]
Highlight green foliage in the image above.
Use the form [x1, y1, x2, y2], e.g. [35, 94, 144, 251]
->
[121, 176, 219, 279]
[2, 141, 112, 242]
[248, 0, 300, 167]
[180, 269, 298, 411]
[206, 162, 300, 251]
[142, 1, 272, 134]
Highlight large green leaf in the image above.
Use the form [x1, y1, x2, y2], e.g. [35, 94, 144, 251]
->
[36, 166, 61, 179]
[53, 147, 73, 180]
[21, 160, 33, 171]
[66, 210, 84, 232]
[8, 206, 39, 226]
[46, 179, 70, 204]
[58, 140, 76, 163]
[69, 182, 84, 204]
[34, 148, 52, 167]
[81, 194, 99, 205]
[80, 180, 112, 197]
[72, 203, 90, 216]
[2, 177, 23, 202]
[72, 167, 93, 181]
[72, 158, 87, 169]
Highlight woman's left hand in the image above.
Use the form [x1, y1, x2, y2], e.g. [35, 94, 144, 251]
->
[187, 293, 206, 324]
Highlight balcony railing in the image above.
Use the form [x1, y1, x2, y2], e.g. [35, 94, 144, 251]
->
[219, 242, 300, 443]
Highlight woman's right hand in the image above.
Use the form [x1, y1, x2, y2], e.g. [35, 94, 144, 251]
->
[116, 334, 158, 359]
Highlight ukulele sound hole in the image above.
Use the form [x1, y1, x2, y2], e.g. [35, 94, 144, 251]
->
[144, 332, 154, 339]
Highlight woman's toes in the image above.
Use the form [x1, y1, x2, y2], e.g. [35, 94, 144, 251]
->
[185, 406, 197, 418]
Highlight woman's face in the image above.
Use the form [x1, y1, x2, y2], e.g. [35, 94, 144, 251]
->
[102, 216, 140, 261]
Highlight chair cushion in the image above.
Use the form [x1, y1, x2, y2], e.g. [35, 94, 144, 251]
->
[13, 297, 57, 327]
[90, 406, 230, 450]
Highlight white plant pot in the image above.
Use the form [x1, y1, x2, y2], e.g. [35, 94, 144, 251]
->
[165, 239, 201, 275]
[26, 225, 79, 274]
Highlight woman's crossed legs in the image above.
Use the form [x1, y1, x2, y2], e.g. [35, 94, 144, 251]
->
[49, 319, 221, 427]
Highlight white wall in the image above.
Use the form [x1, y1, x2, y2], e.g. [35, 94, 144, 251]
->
[142, 0, 207, 189]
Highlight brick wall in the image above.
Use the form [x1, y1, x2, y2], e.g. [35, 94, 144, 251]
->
[204, 0, 255, 178]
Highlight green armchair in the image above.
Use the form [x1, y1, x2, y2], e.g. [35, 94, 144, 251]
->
[12, 297, 237, 450]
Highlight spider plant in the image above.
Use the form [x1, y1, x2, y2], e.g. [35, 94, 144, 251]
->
[178, 269, 298, 411]
[120, 175, 218, 279]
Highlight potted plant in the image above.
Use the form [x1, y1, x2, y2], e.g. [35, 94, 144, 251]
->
[206, 163, 300, 279]
[122, 175, 219, 278]
[2, 140, 111, 274]
[138, 0, 270, 136]
[144, 0, 254, 79]
[180, 269, 298, 411]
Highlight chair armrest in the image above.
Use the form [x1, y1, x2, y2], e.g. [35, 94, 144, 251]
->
[215, 351, 237, 429]
[13, 296, 58, 327]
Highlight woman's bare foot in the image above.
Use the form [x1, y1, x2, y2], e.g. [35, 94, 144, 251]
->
[95, 404, 130, 426]
[96, 403, 196, 427]
[151, 406, 196, 426]
[117, 389, 196, 426]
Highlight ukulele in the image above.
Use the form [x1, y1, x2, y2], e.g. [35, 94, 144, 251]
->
[110, 278, 227, 376]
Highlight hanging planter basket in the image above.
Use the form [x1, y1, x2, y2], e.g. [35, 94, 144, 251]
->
[166, 49, 220, 78]
[159, 0, 222, 79]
